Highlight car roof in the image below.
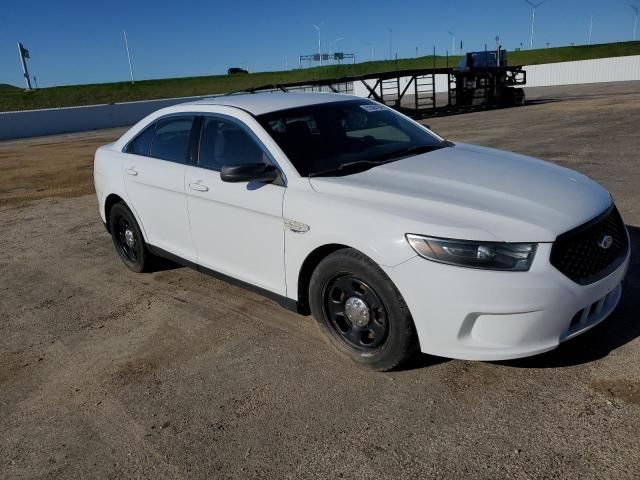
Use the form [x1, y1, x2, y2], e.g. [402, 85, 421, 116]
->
[184, 92, 361, 116]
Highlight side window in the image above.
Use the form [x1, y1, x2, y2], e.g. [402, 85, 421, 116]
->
[149, 116, 195, 163]
[126, 123, 155, 156]
[198, 117, 268, 171]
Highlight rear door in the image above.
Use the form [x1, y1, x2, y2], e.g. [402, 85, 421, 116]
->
[122, 115, 197, 262]
[185, 115, 286, 295]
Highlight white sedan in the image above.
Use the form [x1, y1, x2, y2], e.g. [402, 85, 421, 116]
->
[94, 93, 629, 370]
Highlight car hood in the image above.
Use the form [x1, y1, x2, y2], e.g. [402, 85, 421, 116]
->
[308, 143, 612, 242]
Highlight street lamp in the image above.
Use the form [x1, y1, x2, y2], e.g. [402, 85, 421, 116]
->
[123, 30, 135, 83]
[313, 23, 323, 66]
[447, 30, 455, 55]
[362, 41, 374, 62]
[632, 5, 639, 41]
[525, 0, 549, 49]
[329, 37, 344, 62]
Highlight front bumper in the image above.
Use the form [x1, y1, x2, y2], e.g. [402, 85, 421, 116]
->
[382, 243, 630, 361]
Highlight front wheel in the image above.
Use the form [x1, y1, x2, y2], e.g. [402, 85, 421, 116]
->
[309, 248, 419, 371]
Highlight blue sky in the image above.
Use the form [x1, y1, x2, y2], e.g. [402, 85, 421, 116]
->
[1, 0, 638, 88]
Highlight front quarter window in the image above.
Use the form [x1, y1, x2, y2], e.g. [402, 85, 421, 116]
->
[126, 124, 155, 156]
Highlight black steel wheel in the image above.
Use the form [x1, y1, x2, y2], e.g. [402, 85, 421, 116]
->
[115, 216, 140, 263]
[323, 275, 389, 350]
[309, 248, 419, 371]
[108, 202, 152, 273]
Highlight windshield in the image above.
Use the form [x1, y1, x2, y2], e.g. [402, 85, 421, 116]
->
[256, 99, 447, 177]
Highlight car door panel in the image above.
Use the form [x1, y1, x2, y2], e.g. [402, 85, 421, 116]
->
[186, 115, 286, 295]
[121, 116, 197, 262]
[123, 156, 194, 261]
[186, 170, 285, 294]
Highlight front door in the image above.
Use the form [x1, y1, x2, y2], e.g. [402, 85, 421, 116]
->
[185, 116, 286, 295]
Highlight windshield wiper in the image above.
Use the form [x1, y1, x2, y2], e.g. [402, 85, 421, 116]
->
[308, 160, 383, 178]
[383, 144, 445, 161]
[308, 144, 449, 178]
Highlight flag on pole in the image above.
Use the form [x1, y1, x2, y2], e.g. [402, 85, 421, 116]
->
[19, 43, 30, 59]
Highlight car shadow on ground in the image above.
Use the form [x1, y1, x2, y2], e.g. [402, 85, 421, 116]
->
[147, 225, 639, 372]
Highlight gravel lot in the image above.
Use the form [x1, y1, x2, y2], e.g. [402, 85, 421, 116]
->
[1, 82, 639, 479]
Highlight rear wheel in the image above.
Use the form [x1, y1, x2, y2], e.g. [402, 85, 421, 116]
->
[108, 202, 152, 273]
[309, 248, 418, 371]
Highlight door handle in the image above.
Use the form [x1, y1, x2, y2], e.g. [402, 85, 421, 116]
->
[125, 167, 138, 176]
[189, 181, 209, 192]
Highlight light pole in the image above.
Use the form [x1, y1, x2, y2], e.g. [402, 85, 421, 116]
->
[447, 30, 455, 55]
[588, 15, 593, 45]
[363, 41, 374, 62]
[525, 0, 548, 49]
[632, 5, 639, 41]
[313, 23, 323, 66]
[388, 29, 392, 60]
[123, 30, 135, 83]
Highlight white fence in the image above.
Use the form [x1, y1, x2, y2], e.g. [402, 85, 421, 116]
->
[1, 55, 639, 141]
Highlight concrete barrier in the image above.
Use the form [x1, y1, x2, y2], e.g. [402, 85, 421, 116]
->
[0, 96, 206, 141]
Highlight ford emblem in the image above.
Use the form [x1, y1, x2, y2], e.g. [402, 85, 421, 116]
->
[598, 235, 613, 250]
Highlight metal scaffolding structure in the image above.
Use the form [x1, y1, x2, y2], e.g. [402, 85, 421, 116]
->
[238, 64, 526, 120]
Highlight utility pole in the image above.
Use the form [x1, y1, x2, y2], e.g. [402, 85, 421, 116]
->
[17, 42, 32, 90]
[313, 23, 323, 66]
[525, 0, 548, 49]
[363, 41, 374, 62]
[123, 30, 135, 83]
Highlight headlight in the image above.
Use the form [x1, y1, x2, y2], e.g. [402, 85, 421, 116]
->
[406, 234, 537, 271]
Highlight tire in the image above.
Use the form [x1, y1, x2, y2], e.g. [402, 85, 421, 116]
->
[309, 248, 419, 371]
[108, 202, 153, 273]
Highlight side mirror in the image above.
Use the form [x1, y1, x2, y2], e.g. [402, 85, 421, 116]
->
[220, 163, 279, 183]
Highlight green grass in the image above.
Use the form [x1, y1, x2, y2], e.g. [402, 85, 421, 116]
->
[0, 83, 20, 92]
[2, 41, 639, 112]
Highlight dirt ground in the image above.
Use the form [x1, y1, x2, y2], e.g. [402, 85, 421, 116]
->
[1, 82, 639, 480]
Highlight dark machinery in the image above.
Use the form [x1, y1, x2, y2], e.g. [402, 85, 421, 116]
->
[450, 48, 526, 109]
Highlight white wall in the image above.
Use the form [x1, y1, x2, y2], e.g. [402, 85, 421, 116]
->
[524, 55, 640, 88]
[0, 96, 206, 141]
[1, 55, 639, 141]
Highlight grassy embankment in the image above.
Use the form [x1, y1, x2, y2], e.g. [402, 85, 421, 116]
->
[1, 41, 639, 112]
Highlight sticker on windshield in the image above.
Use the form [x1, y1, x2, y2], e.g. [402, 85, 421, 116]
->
[360, 104, 387, 112]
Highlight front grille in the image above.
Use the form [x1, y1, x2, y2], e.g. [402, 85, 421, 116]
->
[550, 205, 628, 285]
